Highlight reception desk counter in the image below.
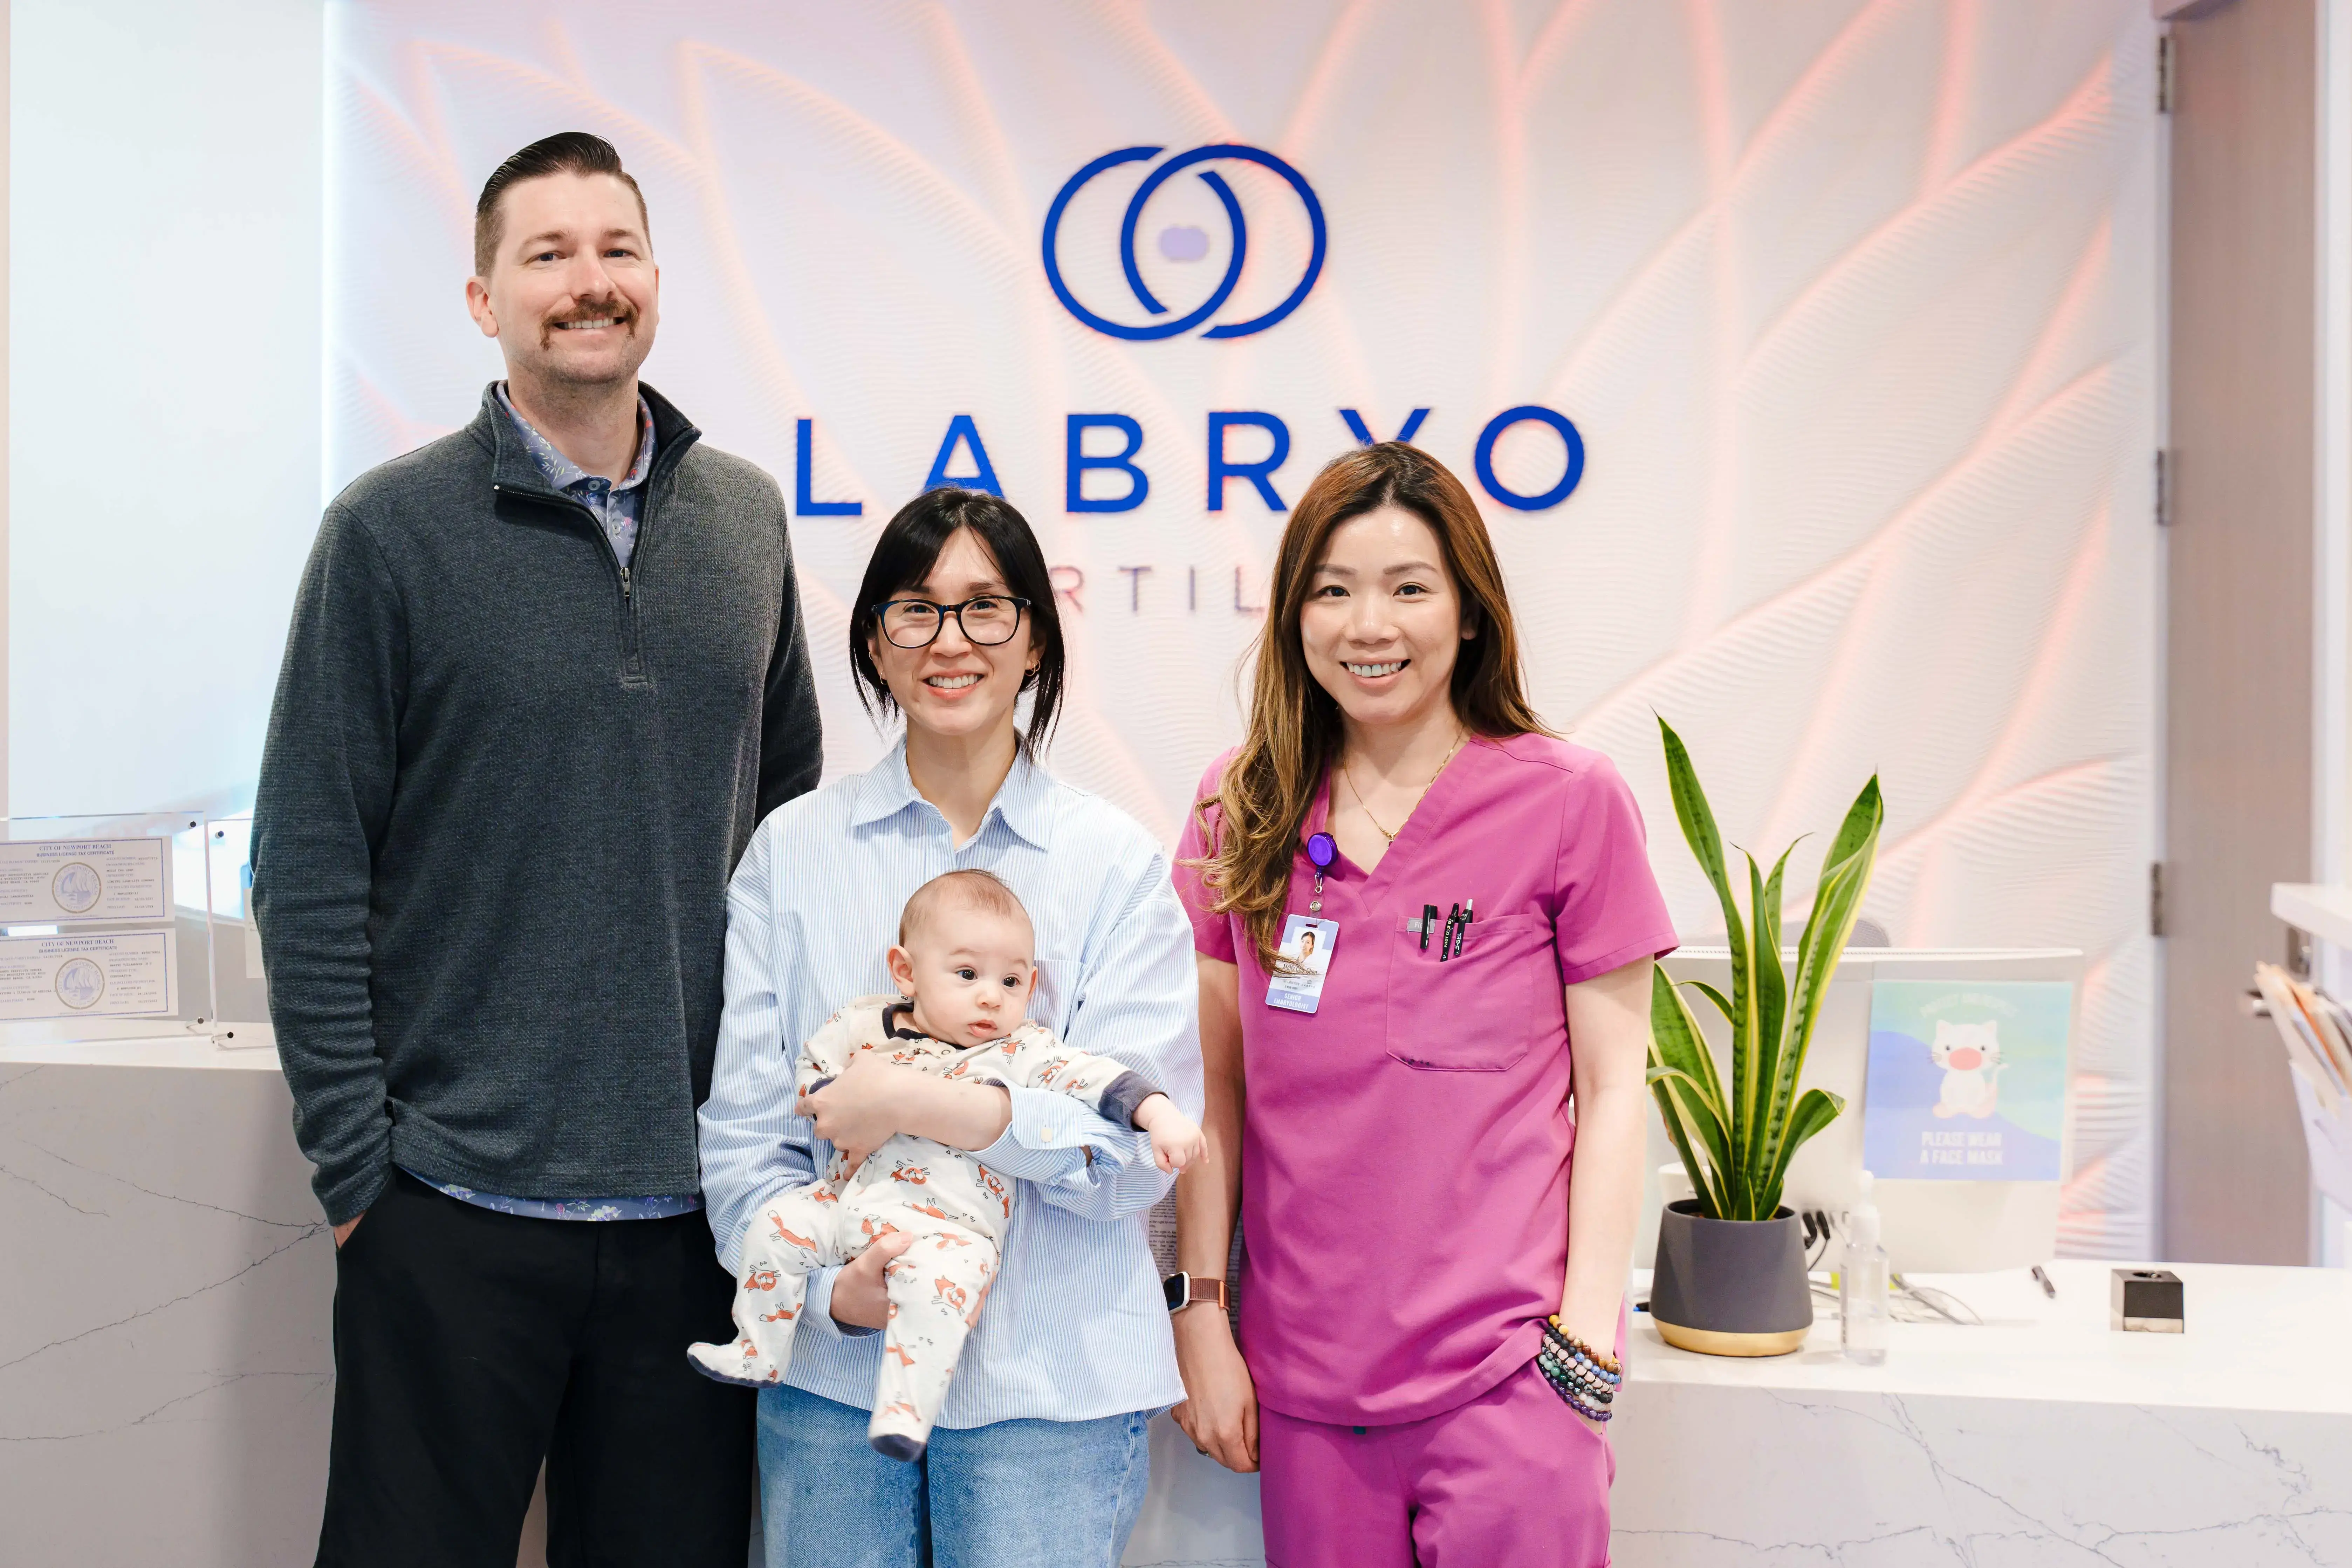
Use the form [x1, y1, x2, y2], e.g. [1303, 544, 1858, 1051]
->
[1606, 1259, 2352, 1565]
[8, 1043, 2348, 1567]
[1132, 1259, 2352, 1565]
[0, 1037, 334, 1567]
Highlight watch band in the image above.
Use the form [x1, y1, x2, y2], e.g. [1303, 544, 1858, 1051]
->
[1163, 1272, 1230, 1313]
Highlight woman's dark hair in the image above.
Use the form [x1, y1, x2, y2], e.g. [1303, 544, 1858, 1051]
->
[849, 487, 1067, 751]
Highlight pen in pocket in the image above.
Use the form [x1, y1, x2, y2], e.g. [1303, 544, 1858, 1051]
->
[1441, 897, 1476, 960]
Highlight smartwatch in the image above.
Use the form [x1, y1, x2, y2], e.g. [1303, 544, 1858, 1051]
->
[1163, 1272, 1229, 1313]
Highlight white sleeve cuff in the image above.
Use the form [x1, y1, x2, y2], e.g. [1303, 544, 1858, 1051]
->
[800, 1264, 879, 1340]
[972, 1084, 1137, 1186]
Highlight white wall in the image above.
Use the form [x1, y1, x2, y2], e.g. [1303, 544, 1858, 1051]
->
[9, 0, 322, 817]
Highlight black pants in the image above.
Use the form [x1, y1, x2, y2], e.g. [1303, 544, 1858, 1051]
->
[316, 1170, 754, 1568]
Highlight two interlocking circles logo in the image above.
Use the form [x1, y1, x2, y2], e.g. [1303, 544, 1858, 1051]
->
[1043, 144, 1326, 341]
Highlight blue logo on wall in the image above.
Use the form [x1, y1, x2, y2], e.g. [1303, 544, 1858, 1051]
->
[1043, 145, 1327, 341]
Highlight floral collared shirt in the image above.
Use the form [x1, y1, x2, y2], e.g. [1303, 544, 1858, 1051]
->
[494, 382, 656, 567]
[403, 1173, 702, 1223]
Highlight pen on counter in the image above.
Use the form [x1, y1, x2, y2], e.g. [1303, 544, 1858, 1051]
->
[2031, 1265, 2057, 1300]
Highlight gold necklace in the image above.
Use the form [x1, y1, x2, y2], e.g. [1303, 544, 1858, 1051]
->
[1342, 732, 1467, 843]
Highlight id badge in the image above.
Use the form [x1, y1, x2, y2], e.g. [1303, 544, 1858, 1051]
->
[1266, 915, 1340, 1014]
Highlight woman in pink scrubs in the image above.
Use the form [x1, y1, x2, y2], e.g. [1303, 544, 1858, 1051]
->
[1171, 443, 1675, 1567]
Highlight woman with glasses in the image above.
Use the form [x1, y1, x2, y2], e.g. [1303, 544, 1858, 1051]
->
[697, 486, 1200, 1568]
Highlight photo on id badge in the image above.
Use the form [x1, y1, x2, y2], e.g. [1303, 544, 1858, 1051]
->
[1267, 916, 1339, 1014]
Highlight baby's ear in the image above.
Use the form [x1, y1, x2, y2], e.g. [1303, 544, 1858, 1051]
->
[886, 945, 917, 992]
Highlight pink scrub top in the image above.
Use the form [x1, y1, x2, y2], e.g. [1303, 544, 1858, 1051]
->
[1173, 733, 1677, 1426]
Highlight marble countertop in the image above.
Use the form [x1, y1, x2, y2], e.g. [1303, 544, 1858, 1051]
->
[10, 1044, 2345, 1420]
[1630, 1258, 2352, 1416]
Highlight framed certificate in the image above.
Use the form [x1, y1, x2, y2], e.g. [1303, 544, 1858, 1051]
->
[0, 931, 175, 1020]
[0, 837, 170, 924]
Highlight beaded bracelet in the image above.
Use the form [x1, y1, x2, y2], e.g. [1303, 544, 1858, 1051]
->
[1537, 1333, 1612, 1379]
[1537, 1344, 1615, 1399]
[1535, 1344, 1613, 1399]
[1543, 1316, 1622, 1371]
[1538, 1316, 1621, 1423]
[1538, 1356, 1616, 1403]
[1544, 1317, 1623, 1382]
[1534, 1352, 1613, 1422]
[1541, 1356, 1618, 1406]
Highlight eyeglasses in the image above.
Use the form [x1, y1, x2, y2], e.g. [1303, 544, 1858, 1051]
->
[871, 595, 1033, 649]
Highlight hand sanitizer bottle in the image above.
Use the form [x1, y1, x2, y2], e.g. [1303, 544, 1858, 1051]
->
[1840, 1170, 1890, 1366]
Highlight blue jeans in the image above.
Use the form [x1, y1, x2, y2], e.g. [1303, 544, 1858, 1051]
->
[755, 1383, 1154, 1568]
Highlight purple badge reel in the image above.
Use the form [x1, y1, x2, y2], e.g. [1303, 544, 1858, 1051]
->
[1306, 831, 1336, 904]
[1269, 833, 1342, 1015]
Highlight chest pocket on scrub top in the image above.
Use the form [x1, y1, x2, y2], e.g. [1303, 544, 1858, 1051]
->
[1383, 912, 1552, 1071]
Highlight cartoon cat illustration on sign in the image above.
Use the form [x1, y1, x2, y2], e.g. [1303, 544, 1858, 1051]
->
[1930, 1019, 2004, 1118]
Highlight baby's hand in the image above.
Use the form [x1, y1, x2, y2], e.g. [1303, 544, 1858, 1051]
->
[1134, 1094, 1206, 1174]
[1153, 1118, 1207, 1174]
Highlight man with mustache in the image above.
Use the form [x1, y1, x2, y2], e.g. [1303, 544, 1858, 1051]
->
[253, 132, 820, 1566]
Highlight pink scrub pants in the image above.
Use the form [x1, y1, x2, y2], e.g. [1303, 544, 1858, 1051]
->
[1257, 1358, 1613, 1568]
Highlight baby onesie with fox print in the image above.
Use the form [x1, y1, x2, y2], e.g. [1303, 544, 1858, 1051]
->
[686, 996, 1161, 1459]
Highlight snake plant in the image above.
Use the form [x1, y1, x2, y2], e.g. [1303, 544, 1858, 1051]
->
[1647, 716, 1884, 1222]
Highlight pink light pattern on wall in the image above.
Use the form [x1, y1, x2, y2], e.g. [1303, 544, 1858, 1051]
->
[327, 0, 2159, 1254]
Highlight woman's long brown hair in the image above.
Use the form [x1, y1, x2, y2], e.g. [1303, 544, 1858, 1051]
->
[1194, 442, 1551, 975]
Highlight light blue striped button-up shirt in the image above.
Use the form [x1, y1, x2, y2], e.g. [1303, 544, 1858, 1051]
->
[697, 740, 1200, 1426]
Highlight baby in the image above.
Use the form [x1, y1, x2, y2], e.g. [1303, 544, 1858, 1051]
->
[687, 868, 1203, 1459]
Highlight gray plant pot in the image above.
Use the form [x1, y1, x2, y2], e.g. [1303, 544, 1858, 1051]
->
[1648, 1199, 1814, 1356]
